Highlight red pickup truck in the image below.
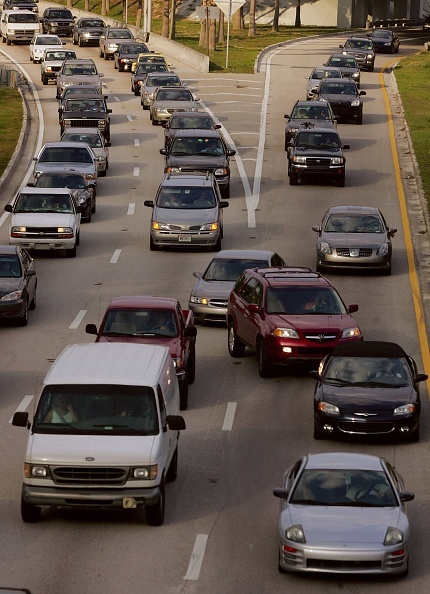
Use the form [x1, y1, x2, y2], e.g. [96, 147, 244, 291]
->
[86, 296, 197, 410]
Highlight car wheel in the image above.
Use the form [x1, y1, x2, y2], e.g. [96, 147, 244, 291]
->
[66, 245, 77, 258]
[212, 236, 222, 252]
[381, 265, 391, 276]
[29, 283, 37, 310]
[313, 422, 328, 440]
[17, 299, 29, 326]
[2, 34, 5, 44]
[284, 138, 289, 151]
[356, 114, 363, 125]
[336, 173, 345, 188]
[179, 373, 189, 411]
[104, 52, 109, 60]
[390, 45, 395, 54]
[78, 37, 84, 48]
[118, 65, 124, 72]
[100, 168, 106, 178]
[228, 322, 245, 357]
[257, 339, 273, 378]
[91, 195, 96, 214]
[409, 425, 420, 442]
[145, 480, 165, 526]
[99, 47, 104, 57]
[289, 171, 298, 185]
[84, 208, 92, 223]
[149, 235, 159, 251]
[151, 118, 158, 126]
[6, 36, 11, 46]
[222, 183, 230, 199]
[42, 74, 48, 85]
[369, 65, 374, 72]
[187, 350, 196, 384]
[21, 496, 41, 523]
[166, 447, 178, 482]
[72, 35, 77, 45]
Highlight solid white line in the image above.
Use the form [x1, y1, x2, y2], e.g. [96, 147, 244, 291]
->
[133, 167, 140, 176]
[127, 203, 135, 215]
[69, 309, 87, 330]
[110, 249, 122, 263]
[183, 534, 209, 581]
[9, 395, 34, 423]
[114, 96, 120, 102]
[222, 402, 237, 431]
[127, 115, 133, 121]
[134, 139, 139, 146]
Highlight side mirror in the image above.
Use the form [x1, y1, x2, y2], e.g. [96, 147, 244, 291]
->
[105, 141, 111, 147]
[414, 373, 428, 383]
[342, 144, 350, 150]
[284, 114, 290, 119]
[219, 201, 229, 208]
[193, 271, 203, 279]
[309, 370, 320, 380]
[399, 492, 415, 502]
[159, 148, 167, 155]
[311, 225, 321, 233]
[25, 270, 36, 277]
[347, 304, 359, 314]
[4, 204, 13, 213]
[144, 200, 154, 208]
[184, 326, 197, 338]
[107, 109, 112, 114]
[214, 124, 221, 129]
[166, 415, 186, 431]
[12, 411, 29, 428]
[273, 488, 288, 500]
[359, 90, 366, 96]
[85, 323, 98, 335]
[388, 227, 397, 238]
[227, 149, 236, 156]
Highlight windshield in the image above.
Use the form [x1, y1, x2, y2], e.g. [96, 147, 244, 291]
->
[38, 147, 92, 163]
[62, 133, 103, 148]
[0, 255, 21, 278]
[36, 36, 62, 46]
[46, 51, 76, 61]
[320, 82, 357, 95]
[157, 187, 216, 209]
[170, 137, 223, 156]
[311, 69, 341, 80]
[372, 30, 391, 38]
[156, 89, 193, 101]
[324, 214, 383, 233]
[322, 355, 411, 386]
[121, 44, 148, 54]
[345, 39, 373, 50]
[170, 115, 214, 129]
[136, 63, 167, 74]
[8, 14, 39, 23]
[81, 20, 105, 28]
[203, 258, 269, 281]
[14, 192, 73, 213]
[295, 132, 340, 149]
[33, 385, 159, 435]
[328, 57, 357, 68]
[146, 76, 180, 87]
[290, 469, 396, 507]
[63, 65, 97, 76]
[64, 98, 105, 112]
[101, 308, 178, 337]
[292, 105, 332, 120]
[266, 286, 346, 315]
[35, 174, 85, 190]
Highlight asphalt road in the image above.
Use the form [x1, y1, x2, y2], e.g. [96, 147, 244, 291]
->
[0, 27, 430, 594]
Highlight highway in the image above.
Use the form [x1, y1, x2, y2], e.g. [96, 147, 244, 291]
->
[0, 25, 429, 594]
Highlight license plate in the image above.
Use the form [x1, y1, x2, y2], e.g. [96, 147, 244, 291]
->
[179, 234, 192, 242]
[123, 497, 137, 508]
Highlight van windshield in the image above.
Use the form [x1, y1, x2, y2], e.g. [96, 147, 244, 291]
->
[33, 384, 159, 435]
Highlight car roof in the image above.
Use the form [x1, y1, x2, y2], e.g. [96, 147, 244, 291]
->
[327, 205, 380, 216]
[0, 245, 19, 256]
[296, 126, 339, 135]
[250, 267, 330, 287]
[212, 249, 278, 260]
[330, 341, 407, 358]
[170, 129, 221, 139]
[293, 100, 331, 107]
[20, 187, 72, 195]
[107, 296, 178, 310]
[160, 172, 217, 188]
[63, 58, 96, 65]
[41, 141, 93, 149]
[304, 452, 385, 471]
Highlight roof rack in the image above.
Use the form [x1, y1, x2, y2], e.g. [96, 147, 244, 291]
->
[256, 267, 320, 279]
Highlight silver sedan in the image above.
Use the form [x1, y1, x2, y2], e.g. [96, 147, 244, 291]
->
[274, 452, 414, 576]
[60, 127, 110, 177]
[312, 205, 397, 275]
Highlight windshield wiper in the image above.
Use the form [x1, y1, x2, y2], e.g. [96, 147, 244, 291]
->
[324, 377, 354, 386]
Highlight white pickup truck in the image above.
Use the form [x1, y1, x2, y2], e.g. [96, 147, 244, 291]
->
[1, 9, 40, 45]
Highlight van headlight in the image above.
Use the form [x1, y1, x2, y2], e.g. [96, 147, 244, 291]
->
[132, 465, 158, 480]
[24, 463, 49, 478]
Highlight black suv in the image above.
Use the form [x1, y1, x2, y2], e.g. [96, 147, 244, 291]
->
[314, 78, 366, 124]
[286, 125, 350, 187]
[58, 95, 112, 140]
[160, 129, 236, 198]
[113, 41, 150, 71]
[72, 17, 106, 47]
[41, 7, 75, 36]
[284, 100, 338, 149]
[227, 267, 361, 378]
[339, 36, 375, 71]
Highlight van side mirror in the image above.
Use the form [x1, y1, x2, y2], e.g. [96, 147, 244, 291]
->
[12, 411, 30, 428]
[85, 323, 98, 335]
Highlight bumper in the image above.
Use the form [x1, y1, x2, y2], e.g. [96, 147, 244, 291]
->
[265, 336, 362, 363]
[317, 252, 391, 271]
[314, 413, 420, 439]
[151, 230, 221, 249]
[22, 483, 161, 509]
[0, 300, 26, 319]
[278, 542, 409, 575]
[9, 238, 76, 251]
[189, 302, 227, 323]
[290, 164, 345, 182]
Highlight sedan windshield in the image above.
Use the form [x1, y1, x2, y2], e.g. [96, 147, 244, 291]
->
[203, 258, 269, 281]
[324, 215, 383, 233]
[290, 469, 396, 507]
[322, 355, 411, 386]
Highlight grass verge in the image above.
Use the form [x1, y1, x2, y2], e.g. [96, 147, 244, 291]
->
[0, 86, 23, 178]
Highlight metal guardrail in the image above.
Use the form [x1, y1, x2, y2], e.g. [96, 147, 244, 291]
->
[0, 67, 19, 87]
[371, 18, 428, 28]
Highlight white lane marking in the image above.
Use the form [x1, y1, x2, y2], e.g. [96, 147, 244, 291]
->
[134, 139, 140, 146]
[222, 402, 237, 431]
[114, 96, 120, 102]
[127, 203, 135, 215]
[9, 395, 34, 423]
[127, 115, 133, 121]
[69, 309, 87, 330]
[110, 249, 122, 263]
[133, 167, 140, 176]
[183, 534, 209, 581]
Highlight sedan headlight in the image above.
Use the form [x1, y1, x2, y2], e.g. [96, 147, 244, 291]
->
[318, 401, 340, 415]
[351, 99, 361, 106]
[152, 221, 171, 231]
[186, 107, 198, 112]
[154, 107, 169, 115]
[63, 119, 72, 126]
[84, 173, 96, 181]
[132, 465, 157, 480]
[190, 295, 208, 305]
[384, 527, 404, 546]
[377, 242, 389, 255]
[272, 328, 299, 338]
[341, 326, 362, 338]
[166, 166, 181, 173]
[287, 126, 299, 133]
[394, 403, 415, 415]
[107, 43, 118, 50]
[383, 42, 391, 47]
[319, 241, 332, 254]
[0, 290, 23, 301]
[285, 525, 306, 543]
[200, 222, 219, 231]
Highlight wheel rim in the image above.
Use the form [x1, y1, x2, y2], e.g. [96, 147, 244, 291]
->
[228, 326, 235, 352]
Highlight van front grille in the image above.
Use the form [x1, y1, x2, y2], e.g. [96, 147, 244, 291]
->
[51, 466, 128, 485]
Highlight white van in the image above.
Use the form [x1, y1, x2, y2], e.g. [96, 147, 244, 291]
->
[13, 343, 186, 525]
[1, 10, 40, 45]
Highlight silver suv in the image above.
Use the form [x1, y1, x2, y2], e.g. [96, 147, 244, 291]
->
[56, 58, 104, 99]
[99, 27, 134, 59]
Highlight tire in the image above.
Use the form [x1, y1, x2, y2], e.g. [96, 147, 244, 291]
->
[114, 61, 117, 69]
[409, 425, 420, 442]
[356, 114, 363, 125]
[149, 235, 159, 251]
[145, 480, 165, 526]
[222, 183, 230, 199]
[289, 171, 298, 185]
[336, 173, 345, 188]
[17, 299, 29, 326]
[99, 48, 104, 58]
[227, 321, 246, 357]
[29, 283, 37, 310]
[76, 232, 80, 247]
[84, 209, 92, 223]
[21, 496, 41, 523]
[104, 52, 109, 61]
[73, 35, 77, 45]
[6, 36, 11, 46]
[135, 88, 140, 97]
[313, 422, 328, 440]
[100, 168, 106, 178]
[212, 236, 222, 252]
[91, 195, 96, 214]
[42, 74, 48, 86]
[179, 373, 189, 410]
[166, 447, 178, 482]
[151, 117, 158, 126]
[78, 38, 84, 48]
[2, 35, 5, 43]
[381, 266, 391, 276]
[187, 350, 196, 384]
[257, 339, 273, 378]
[66, 245, 77, 258]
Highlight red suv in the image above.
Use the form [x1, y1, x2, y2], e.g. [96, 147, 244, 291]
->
[227, 267, 362, 377]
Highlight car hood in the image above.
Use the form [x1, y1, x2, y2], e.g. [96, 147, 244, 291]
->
[61, 76, 100, 84]
[270, 312, 356, 331]
[98, 335, 182, 358]
[153, 206, 218, 225]
[337, 67, 359, 76]
[293, 147, 343, 157]
[318, 383, 415, 406]
[153, 100, 197, 110]
[288, 119, 336, 130]
[192, 279, 235, 299]
[12, 212, 77, 227]
[283, 505, 402, 543]
[321, 232, 386, 248]
[166, 155, 227, 168]
[371, 38, 391, 46]
[320, 93, 359, 104]
[0, 277, 22, 296]
[63, 109, 108, 118]
[80, 27, 104, 33]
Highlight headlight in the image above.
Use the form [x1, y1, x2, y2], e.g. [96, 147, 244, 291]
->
[172, 357, 184, 371]
[0, 290, 23, 301]
[351, 99, 361, 107]
[57, 227, 74, 238]
[367, 53, 373, 59]
[152, 221, 170, 231]
[272, 328, 299, 338]
[384, 42, 391, 46]
[292, 156, 306, 164]
[187, 107, 198, 112]
[190, 296, 208, 305]
[320, 241, 332, 254]
[46, 67, 53, 72]
[394, 403, 415, 415]
[318, 401, 340, 415]
[214, 168, 228, 176]
[330, 157, 343, 165]
[11, 226, 27, 236]
[377, 242, 389, 255]
[84, 173, 96, 181]
[341, 326, 362, 338]
[132, 465, 157, 480]
[107, 43, 117, 50]
[351, 72, 359, 78]
[121, 58, 132, 63]
[285, 525, 306, 543]
[288, 127, 299, 133]
[51, 22, 59, 26]
[166, 167, 181, 173]
[200, 222, 219, 231]
[154, 108, 169, 114]
[384, 527, 404, 546]
[63, 119, 71, 126]
[24, 463, 49, 478]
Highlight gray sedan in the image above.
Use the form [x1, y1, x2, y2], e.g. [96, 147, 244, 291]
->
[150, 86, 200, 125]
[312, 205, 397, 274]
[189, 249, 285, 323]
[274, 452, 413, 576]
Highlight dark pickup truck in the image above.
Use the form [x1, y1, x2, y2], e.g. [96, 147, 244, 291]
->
[86, 296, 197, 410]
[58, 96, 112, 140]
